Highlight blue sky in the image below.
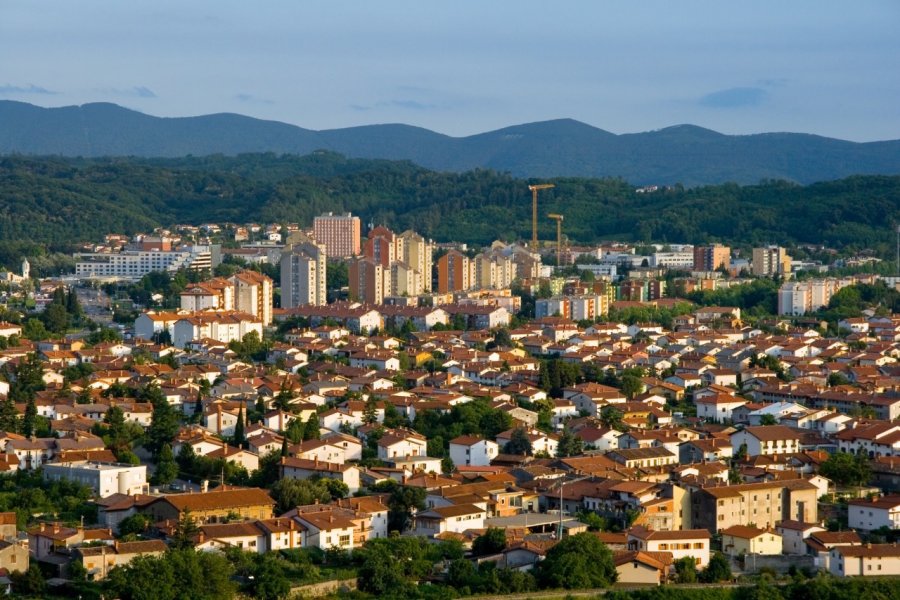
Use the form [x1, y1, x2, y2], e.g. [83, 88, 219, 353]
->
[1, 0, 898, 141]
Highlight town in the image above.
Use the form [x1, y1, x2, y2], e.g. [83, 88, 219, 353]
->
[0, 212, 897, 600]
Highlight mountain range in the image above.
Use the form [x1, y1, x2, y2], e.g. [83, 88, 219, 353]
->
[1, 100, 899, 186]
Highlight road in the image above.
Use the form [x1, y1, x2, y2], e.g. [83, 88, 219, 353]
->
[75, 285, 114, 327]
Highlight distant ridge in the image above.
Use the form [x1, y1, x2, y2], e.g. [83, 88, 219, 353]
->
[1, 101, 899, 185]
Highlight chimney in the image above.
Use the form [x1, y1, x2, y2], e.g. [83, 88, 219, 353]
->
[39, 523, 45, 532]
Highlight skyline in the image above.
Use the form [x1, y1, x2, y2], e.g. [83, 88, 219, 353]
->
[1, 1, 899, 142]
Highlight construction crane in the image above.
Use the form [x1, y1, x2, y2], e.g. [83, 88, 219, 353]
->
[528, 183, 555, 248]
[548, 213, 564, 266]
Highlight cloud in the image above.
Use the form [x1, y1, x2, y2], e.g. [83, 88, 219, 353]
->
[0, 83, 58, 95]
[235, 93, 274, 105]
[699, 87, 767, 109]
[97, 86, 158, 98]
[350, 98, 438, 112]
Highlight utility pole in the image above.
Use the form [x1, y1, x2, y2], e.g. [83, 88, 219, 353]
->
[528, 184, 555, 249]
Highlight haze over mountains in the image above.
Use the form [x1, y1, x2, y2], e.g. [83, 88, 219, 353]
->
[1, 101, 899, 186]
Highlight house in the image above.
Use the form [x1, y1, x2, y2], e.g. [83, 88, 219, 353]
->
[292, 508, 358, 551]
[377, 429, 428, 460]
[720, 525, 782, 557]
[829, 544, 900, 576]
[141, 487, 275, 525]
[75, 540, 167, 580]
[0, 540, 28, 578]
[805, 530, 862, 571]
[42, 461, 148, 498]
[196, 522, 264, 552]
[730, 425, 801, 457]
[613, 550, 672, 586]
[280, 457, 361, 494]
[606, 447, 677, 469]
[776, 520, 825, 555]
[449, 435, 499, 467]
[695, 394, 746, 422]
[848, 495, 900, 531]
[626, 526, 711, 568]
[691, 480, 819, 533]
[414, 503, 487, 537]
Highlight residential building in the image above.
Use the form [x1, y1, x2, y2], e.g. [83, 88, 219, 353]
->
[313, 212, 361, 257]
[141, 487, 275, 524]
[42, 461, 148, 498]
[171, 311, 263, 349]
[626, 526, 711, 568]
[752, 246, 792, 278]
[76, 540, 167, 580]
[74, 244, 218, 281]
[730, 425, 801, 457]
[449, 435, 499, 467]
[437, 250, 472, 293]
[281, 233, 327, 307]
[349, 257, 385, 305]
[693, 244, 730, 272]
[720, 525, 782, 556]
[829, 544, 900, 576]
[231, 270, 273, 326]
[848, 495, 900, 531]
[690, 480, 818, 533]
[397, 230, 433, 293]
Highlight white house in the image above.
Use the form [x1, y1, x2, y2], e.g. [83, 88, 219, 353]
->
[449, 435, 500, 467]
[414, 504, 486, 537]
[626, 526, 711, 568]
[848, 495, 900, 531]
[43, 461, 148, 498]
[730, 425, 800, 457]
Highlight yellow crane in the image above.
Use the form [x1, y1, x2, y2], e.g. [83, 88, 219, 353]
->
[528, 183, 555, 248]
[548, 213, 564, 266]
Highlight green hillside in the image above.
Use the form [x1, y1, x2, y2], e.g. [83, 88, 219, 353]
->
[0, 154, 898, 263]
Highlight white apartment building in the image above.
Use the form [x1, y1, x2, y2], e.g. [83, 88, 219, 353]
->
[43, 461, 148, 498]
[281, 234, 327, 307]
[74, 245, 217, 281]
[449, 435, 499, 467]
[171, 311, 263, 348]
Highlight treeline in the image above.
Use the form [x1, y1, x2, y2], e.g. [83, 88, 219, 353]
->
[606, 575, 900, 600]
[1, 155, 899, 268]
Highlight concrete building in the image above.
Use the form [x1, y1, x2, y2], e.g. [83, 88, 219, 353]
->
[313, 212, 361, 257]
[848, 495, 900, 531]
[398, 230, 434, 293]
[720, 525, 782, 556]
[752, 246, 792, 277]
[349, 257, 385, 305]
[281, 234, 327, 307]
[690, 480, 818, 533]
[829, 544, 900, 576]
[171, 311, 263, 349]
[449, 435, 499, 467]
[693, 244, 731, 272]
[43, 461, 148, 498]
[231, 270, 273, 326]
[74, 245, 219, 281]
[473, 251, 515, 290]
[437, 250, 472, 293]
[626, 527, 711, 568]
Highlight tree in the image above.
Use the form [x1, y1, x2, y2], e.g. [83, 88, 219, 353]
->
[362, 397, 379, 425]
[21, 398, 37, 437]
[145, 385, 180, 459]
[620, 374, 643, 399]
[11, 564, 45, 596]
[472, 527, 507, 556]
[233, 403, 246, 448]
[673, 555, 698, 583]
[118, 513, 152, 537]
[170, 510, 200, 550]
[42, 302, 70, 334]
[599, 405, 625, 431]
[387, 484, 427, 533]
[820, 451, 871, 487]
[269, 478, 332, 514]
[153, 443, 178, 486]
[536, 532, 617, 589]
[702, 551, 732, 583]
[759, 414, 778, 426]
[0, 396, 18, 432]
[356, 537, 432, 597]
[105, 547, 235, 600]
[556, 428, 584, 458]
[250, 553, 291, 600]
[504, 427, 533, 456]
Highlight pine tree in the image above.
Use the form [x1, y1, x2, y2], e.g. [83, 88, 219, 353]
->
[280, 435, 289, 457]
[153, 443, 178, 485]
[233, 404, 246, 448]
[303, 413, 320, 441]
[21, 398, 37, 437]
[0, 397, 17, 432]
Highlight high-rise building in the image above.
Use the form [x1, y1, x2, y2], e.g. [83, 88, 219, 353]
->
[313, 212, 361, 258]
[473, 251, 515, 290]
[398, 230, 433, 293]
[437, 250, 472, 293]
[693, 244, 731, 272]
[230, 270, 274, 326]
[364, 226, 398, 268]
[281, 233, 327, 307]
[349, 257, 384, 304]
[752, 246, 792, 277]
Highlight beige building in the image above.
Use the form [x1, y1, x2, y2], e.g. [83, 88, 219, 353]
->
[691, 480, 818, 533]
[627, 526, 711, 568]
[752, 246, 792, 278]
[313, 212, 361, 257]
[231, 270, 273, 326]
[398, 230, 433, 293]
[76, 540, 167, 580]
[720, 525, 782, 556]
[473, 251, 515, 290]
[693, 244, 730, 272]
[281, 233, 327, 307]
[349, 257, 385, 304]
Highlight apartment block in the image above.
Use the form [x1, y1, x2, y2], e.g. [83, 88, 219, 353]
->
[349, 257, 385, 304]
[752, 246, 792, 277]
[313, 212, 361, 257]
[281, 234, 327, 307]
[437, 250, 472, 293]
[693, 244, 731, 272]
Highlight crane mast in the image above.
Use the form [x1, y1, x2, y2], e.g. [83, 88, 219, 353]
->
[548, 213, 564, 266]
[528, 183, 555, 248]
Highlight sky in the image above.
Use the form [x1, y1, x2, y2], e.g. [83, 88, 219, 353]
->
[1, 0, 899, 141]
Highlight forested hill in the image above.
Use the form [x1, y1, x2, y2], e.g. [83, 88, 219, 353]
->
[1, 154, 898, 258]
[2, 101, 900, 185]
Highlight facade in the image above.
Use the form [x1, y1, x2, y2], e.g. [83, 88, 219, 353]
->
[76, 540, 167, 580]
[281, 233, 327, 307]
[437, 250, 472, 293]
[720, 525, 782, 556]
[231, 270, 273, 326]
[473, 251, 515, 290]
[141, 488, 275, 524]
[626, 527, 711, 568]
[848, 495, 900, 531]
[691, 480, 818, 533]
[43, 461, 148, 498]
[313, 212, 361, 257]
[349, 257, 385, 305]
[449, 435, 499, 467]
[74, 245, 218, 281]
[730, 425, 800, 457]
[398, 230, 433, 293]
[829, 544, 900, 576]
[171, 311, 263, 349]
[693, 244, 730, 272]
[752, 246, 792, 277]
